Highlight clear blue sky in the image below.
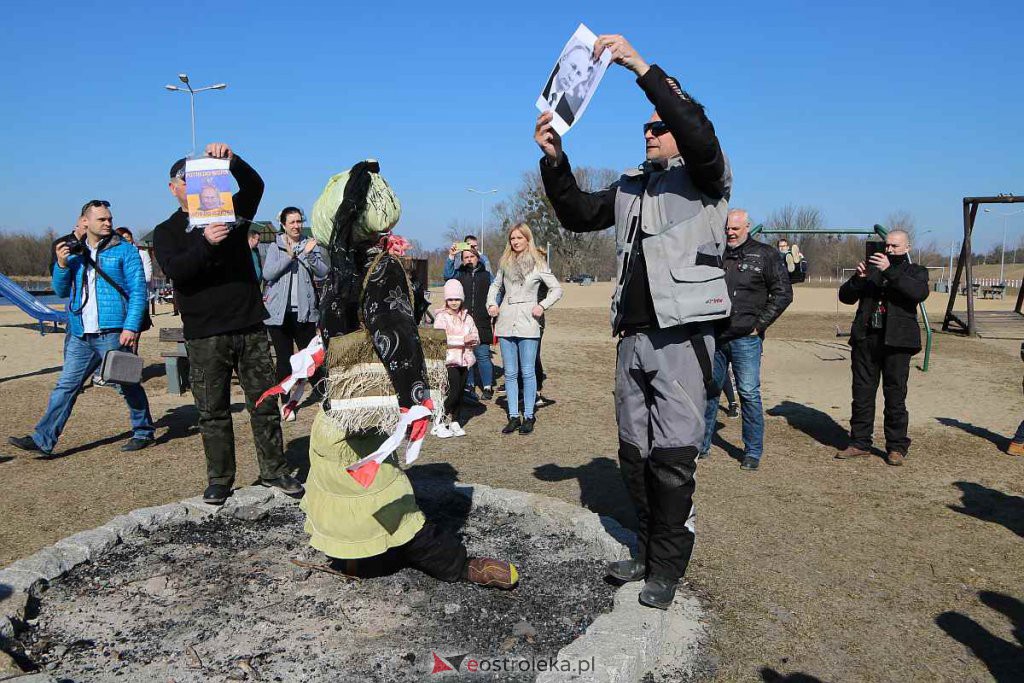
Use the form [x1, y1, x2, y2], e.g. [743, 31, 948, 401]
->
[2, 1, 1022, 252]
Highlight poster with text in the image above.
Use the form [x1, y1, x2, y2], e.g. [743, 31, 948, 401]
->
[536, 24, 612, 136]
[186, 157, 235, 228]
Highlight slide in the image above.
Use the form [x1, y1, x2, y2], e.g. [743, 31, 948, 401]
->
[0, 272, 68, 333]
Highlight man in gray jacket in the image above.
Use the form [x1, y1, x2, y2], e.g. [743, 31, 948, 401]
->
[536, 34, 730, 609]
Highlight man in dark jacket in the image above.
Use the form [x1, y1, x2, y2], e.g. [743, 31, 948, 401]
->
[153, 142, 303, 505]
[455, 247, 495, 399]
[835, 229, 928, 466]
[700, 209, 792, 470]
[535, 34, 730, 610]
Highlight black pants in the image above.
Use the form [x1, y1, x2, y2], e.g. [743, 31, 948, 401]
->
[267, 310, 319, 382]
[849, 333, 912, 454]
[184, 326, 288, 486]
[444, 366, 468, 420]
[331, 521, 468, 583]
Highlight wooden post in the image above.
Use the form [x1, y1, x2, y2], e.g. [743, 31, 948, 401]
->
[966, 201, 978, 336]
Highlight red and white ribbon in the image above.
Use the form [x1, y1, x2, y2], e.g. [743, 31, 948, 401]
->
[346, 400, 433, 489]
[255, 335, 325, 417]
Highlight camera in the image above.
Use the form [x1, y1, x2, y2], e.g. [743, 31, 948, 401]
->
[63, 236, 86, 256]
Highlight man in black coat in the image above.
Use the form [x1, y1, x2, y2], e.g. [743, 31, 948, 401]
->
[835, 230, 928, 466]
[700, 209, 792, 470]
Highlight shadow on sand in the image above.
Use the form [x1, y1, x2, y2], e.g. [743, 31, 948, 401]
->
[935, 417, 1010, 451]
[936, 591, 1024, 681]
[767, 400, 849, 452]
[948, 481, 1024, 539]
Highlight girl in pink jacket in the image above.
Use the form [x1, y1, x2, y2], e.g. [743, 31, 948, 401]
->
[432, 279, 480, 438]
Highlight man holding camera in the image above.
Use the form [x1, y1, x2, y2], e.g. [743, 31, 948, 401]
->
[443, 234, 490, 280]
[536, 35, 730, 609]
[700, 209, 792, 470]
[835, 230, 928, 466]
[8, 200, 155, 457]
[153, 143, 303, 505]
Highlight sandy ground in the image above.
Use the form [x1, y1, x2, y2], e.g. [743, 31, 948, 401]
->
[1, 290, 1023, 681]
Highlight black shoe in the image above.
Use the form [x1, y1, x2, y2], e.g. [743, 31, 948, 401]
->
[261, 474, 305, 497]
[203, 484, 232, 505]
[481, 387, 494, 401]
[726, 403, 740, 418]
[697, 449, 711, 461]
[502, 418, 521, 434]
[519, 417, 536, 435]
[639, 575, 678, 610]
[8, 435, 50, 456]
[740, 456, 760, 471]
[607, 558, 646, 582]
[463, 390, 480, 405]
[120, 437, 152, 453]
[535, 394, 555, 408]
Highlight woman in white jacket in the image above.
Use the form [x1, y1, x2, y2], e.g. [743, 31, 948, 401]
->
[487, 223, 562, 435]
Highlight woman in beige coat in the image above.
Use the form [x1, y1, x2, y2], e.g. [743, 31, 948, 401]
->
[487, 223, 563, 435]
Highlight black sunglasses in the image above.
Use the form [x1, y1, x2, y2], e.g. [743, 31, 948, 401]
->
[80, 199, 111, 216]
[643, 121, 670, 136]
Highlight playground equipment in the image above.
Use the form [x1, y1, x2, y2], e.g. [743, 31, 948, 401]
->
[750, 224, 933, 372]
[943, 194, 1024, 336]
[0, 272, 67, 335]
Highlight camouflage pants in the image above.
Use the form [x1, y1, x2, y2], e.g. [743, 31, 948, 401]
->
[185, 326, 288, 486]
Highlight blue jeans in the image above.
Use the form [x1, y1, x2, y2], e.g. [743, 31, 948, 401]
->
[498, 337, 539, 419]
[702, 335, 764, 459]
[466, 343, 494, 389]
[33, 331, 155, 452]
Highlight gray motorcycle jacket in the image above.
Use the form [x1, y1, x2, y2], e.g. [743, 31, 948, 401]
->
[540, 64, 732, 335]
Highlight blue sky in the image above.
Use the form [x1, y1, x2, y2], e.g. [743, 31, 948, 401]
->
[2, 1, 1022, 252]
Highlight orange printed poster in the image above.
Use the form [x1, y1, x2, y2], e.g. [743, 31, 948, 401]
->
[185, 157, 235, 228]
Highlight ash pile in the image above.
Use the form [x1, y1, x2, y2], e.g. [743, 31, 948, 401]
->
[9, 491, 616, 682]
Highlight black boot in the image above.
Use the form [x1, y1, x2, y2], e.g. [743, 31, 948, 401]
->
[639, 575, 678, 610]
[607, 558, 646, 582]
[502, 417, 521, 434]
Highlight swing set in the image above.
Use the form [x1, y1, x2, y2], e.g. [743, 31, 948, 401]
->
[750, 223, 933, 372]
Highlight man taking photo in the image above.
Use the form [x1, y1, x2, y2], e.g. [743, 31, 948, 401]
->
[536, 34, 730, 609]
[700, 209, 792, 470]
[9, 200, 155, 456]
[835, 230, 928, 466]
[153, 143, 303, 504]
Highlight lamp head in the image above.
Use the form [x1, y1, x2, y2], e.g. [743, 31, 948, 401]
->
[178, 73, 189, 84]
[211, 83, 227, 90]
[164, 85, 178, 91]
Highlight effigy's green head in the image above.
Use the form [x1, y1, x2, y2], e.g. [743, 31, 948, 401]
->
[311, 160, 401, 247]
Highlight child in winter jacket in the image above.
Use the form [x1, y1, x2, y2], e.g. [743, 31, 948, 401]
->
[432, 279, 480, 438]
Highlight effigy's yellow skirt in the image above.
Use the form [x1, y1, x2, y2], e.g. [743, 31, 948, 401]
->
[300, 410, 425, 559]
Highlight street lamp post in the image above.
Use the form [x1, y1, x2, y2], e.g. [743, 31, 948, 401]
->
[983, 207, 1024, 285]
[467, 187, 497, 253]
[916, 229, 933, 264]
[164, 73, 227, 156]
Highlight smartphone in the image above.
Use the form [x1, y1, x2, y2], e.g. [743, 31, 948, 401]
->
[865, 240, 885, 270]
[455, 241, 473, 252]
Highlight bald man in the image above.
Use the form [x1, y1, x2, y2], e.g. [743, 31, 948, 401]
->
[836, 230, 928, 466]
[700, 209, 792, 470]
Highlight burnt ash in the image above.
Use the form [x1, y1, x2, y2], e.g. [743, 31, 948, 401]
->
[12, 495, 615, 682]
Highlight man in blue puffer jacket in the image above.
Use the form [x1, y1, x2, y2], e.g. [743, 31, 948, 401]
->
[8, 200, 155, 456]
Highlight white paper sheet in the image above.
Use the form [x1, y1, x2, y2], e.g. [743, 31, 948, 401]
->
[536, 23, 612, 136]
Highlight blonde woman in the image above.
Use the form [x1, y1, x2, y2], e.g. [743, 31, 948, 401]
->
[487, 223, 563, 435]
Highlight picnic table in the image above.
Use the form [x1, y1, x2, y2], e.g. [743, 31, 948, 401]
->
[159, 327, 189, 395]
[979, 284, 1006, 300]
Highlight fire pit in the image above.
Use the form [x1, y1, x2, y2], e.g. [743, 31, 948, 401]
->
[0, 473, 706, 682]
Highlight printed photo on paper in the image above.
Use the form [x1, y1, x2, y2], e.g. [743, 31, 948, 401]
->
[536, 23, 612, 136]
[185, 157, 235, 228]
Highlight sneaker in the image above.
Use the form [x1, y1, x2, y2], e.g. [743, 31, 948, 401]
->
[638, 575, 678, 610]
[449, 421, 466, 437]
[481, 387, 494, 401]
[519, 417, 536, 435]
[281, 405, 297, 423]
[463, 389, 480, 405]
[535, 394, 555, 408]
[726, 403, 740, 418]
[431, 424, 454, 439]
[92, 374, 110, 388]
[1008, 441, 1024, 456]
[203, 484, 232, 505]
[463, 557, 519, 589]
[120, 437, 152, 453]
[697, 449, 711, 461]
[261, 474, 305, 496]
[740, 455, 760, 471]
[885, 451, 905, 467]
[502, 418, 520, 435]
[834, 446, 871, 460]
[607, 558, 646, 582]
[7, 435, 51, 456]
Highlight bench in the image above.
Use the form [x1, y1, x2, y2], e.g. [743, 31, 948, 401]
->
[159, 327, 189, 395]
[980, 285, 1006, 300]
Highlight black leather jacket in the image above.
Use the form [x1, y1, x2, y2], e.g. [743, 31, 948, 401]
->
[720, 236, 793, 343]
[839, 260, 929, 352]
